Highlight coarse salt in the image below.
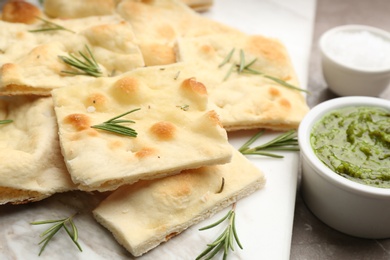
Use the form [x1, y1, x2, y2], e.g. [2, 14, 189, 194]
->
[86, 106, 96, 113]
[325, 30, 390, 70]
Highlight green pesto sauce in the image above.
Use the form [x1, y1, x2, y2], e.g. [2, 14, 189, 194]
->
[311, 106, 390, 188]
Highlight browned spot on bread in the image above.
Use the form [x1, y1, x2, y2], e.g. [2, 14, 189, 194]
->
[139, 43, 176, 66]
[165, 232, 179, 241]
[87, 129, 99, 137]
[111, 76, 142, 103]
[141, 0, 155, 4]
[279, 98, 291, 109]
[2, 84, 50, 96]
[1, 63, 17, 73]
[150, 121, 176, 140]
[247, 36, 286, 64]
[268, 87, 281, 97]
[86, 93, 108, 111]
[206, 110, 223, 127]
[135, 147, 156, 158]
[114, 77, 139, 95]
[109, 140, 125, 150]
[157, 24, 175, 41]
[180, 78, 207, 95]
[200, 44, 215, 55]
[64, 114, 91, 131]
[2, 1, 41, 24]
[156, 173, 194, 198]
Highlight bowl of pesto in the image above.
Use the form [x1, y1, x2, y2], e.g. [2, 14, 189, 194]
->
[298, 96, 390, 239]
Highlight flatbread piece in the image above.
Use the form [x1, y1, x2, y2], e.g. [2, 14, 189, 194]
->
[51, 63, 232, 192]
[93, 148, 265, 256]
[0, 96, 76, 205]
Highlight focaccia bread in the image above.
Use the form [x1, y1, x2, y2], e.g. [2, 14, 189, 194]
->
[180, 0, 213, 11]
[0, 15, 144, 96]
[51, 63, 232, 192]
[1, 0, 42, 24]
[42, 0, 212, 19]
[116, 0, 309, 131]
[93, 148, 265, 257]
[44, 0, 119, 18]
[0, 96, 76, 205]
[177, 34, 309, 131]
[116, 0, 242, 66]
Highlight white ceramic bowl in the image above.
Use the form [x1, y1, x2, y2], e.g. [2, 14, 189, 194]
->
[319, 25, 390, 96]
[298, 96, 390, 239]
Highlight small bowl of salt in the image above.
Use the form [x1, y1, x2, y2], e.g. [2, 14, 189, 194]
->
[319, 24, 390, 96]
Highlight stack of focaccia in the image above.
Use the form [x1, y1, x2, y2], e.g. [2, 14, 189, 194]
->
[0, 0, 308, 257]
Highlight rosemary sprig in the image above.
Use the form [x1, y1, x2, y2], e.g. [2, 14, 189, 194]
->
[239, 130, 299, 158]
[91, 108, 140, 137]
[218, 48, 235, 68]
[196, 203, 242, 260]
[174, 71, 181, 80]
[28, 17, 75, 33]
[58, 45, 102, 77]
[31, 214, 82, 256]
[238, 49, 245, 73]
[219, 49, 308, 93]
[0, 119, 12, 125]
[241, 64, 309, 93]
[176, 104, 189, 111]
[216, 177, 225, 194]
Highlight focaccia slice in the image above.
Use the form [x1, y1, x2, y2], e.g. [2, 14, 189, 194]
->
[44, 0, 119, 18]
[42, 0, 212, 19]
[93, 148, 265, 257]
[51, 63, 232, 192]
[0, 96, 76, 205]
[116, 0, 242, 66]
[177, 34, 309, 131]
[180, 0, 213, 11]
[0, 15, 144, 96]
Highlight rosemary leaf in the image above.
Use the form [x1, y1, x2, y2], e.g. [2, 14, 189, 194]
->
[264, 74, 310, 93]
[216, 177, 225, 194]
[0, 119, 12, 125]
[238, 49, 245, 73]
[31, 214, 82, 256]
[238, 130, 265, 152]
[239, 130, 299, 158]
[174, 71, 181, 80]
[218, 48, 235, 68]
[29, 17, 75, 33]
[244, 58, 257, 69]
[176, 104, 189, 111]
[220, 49, 309, 93]
[223, 63, 235, 81]
[59, 45, 102, 77]
[196, 204, 242, 260]
[199, 211, 231, 231]
[91, 108, 140, 137]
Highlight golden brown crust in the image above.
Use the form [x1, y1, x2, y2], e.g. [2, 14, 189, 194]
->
[150, 121, 177, 140]
[180, 77, 207, 95]
[64, 114, 91, 131]
[1, 0, 41, 24]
